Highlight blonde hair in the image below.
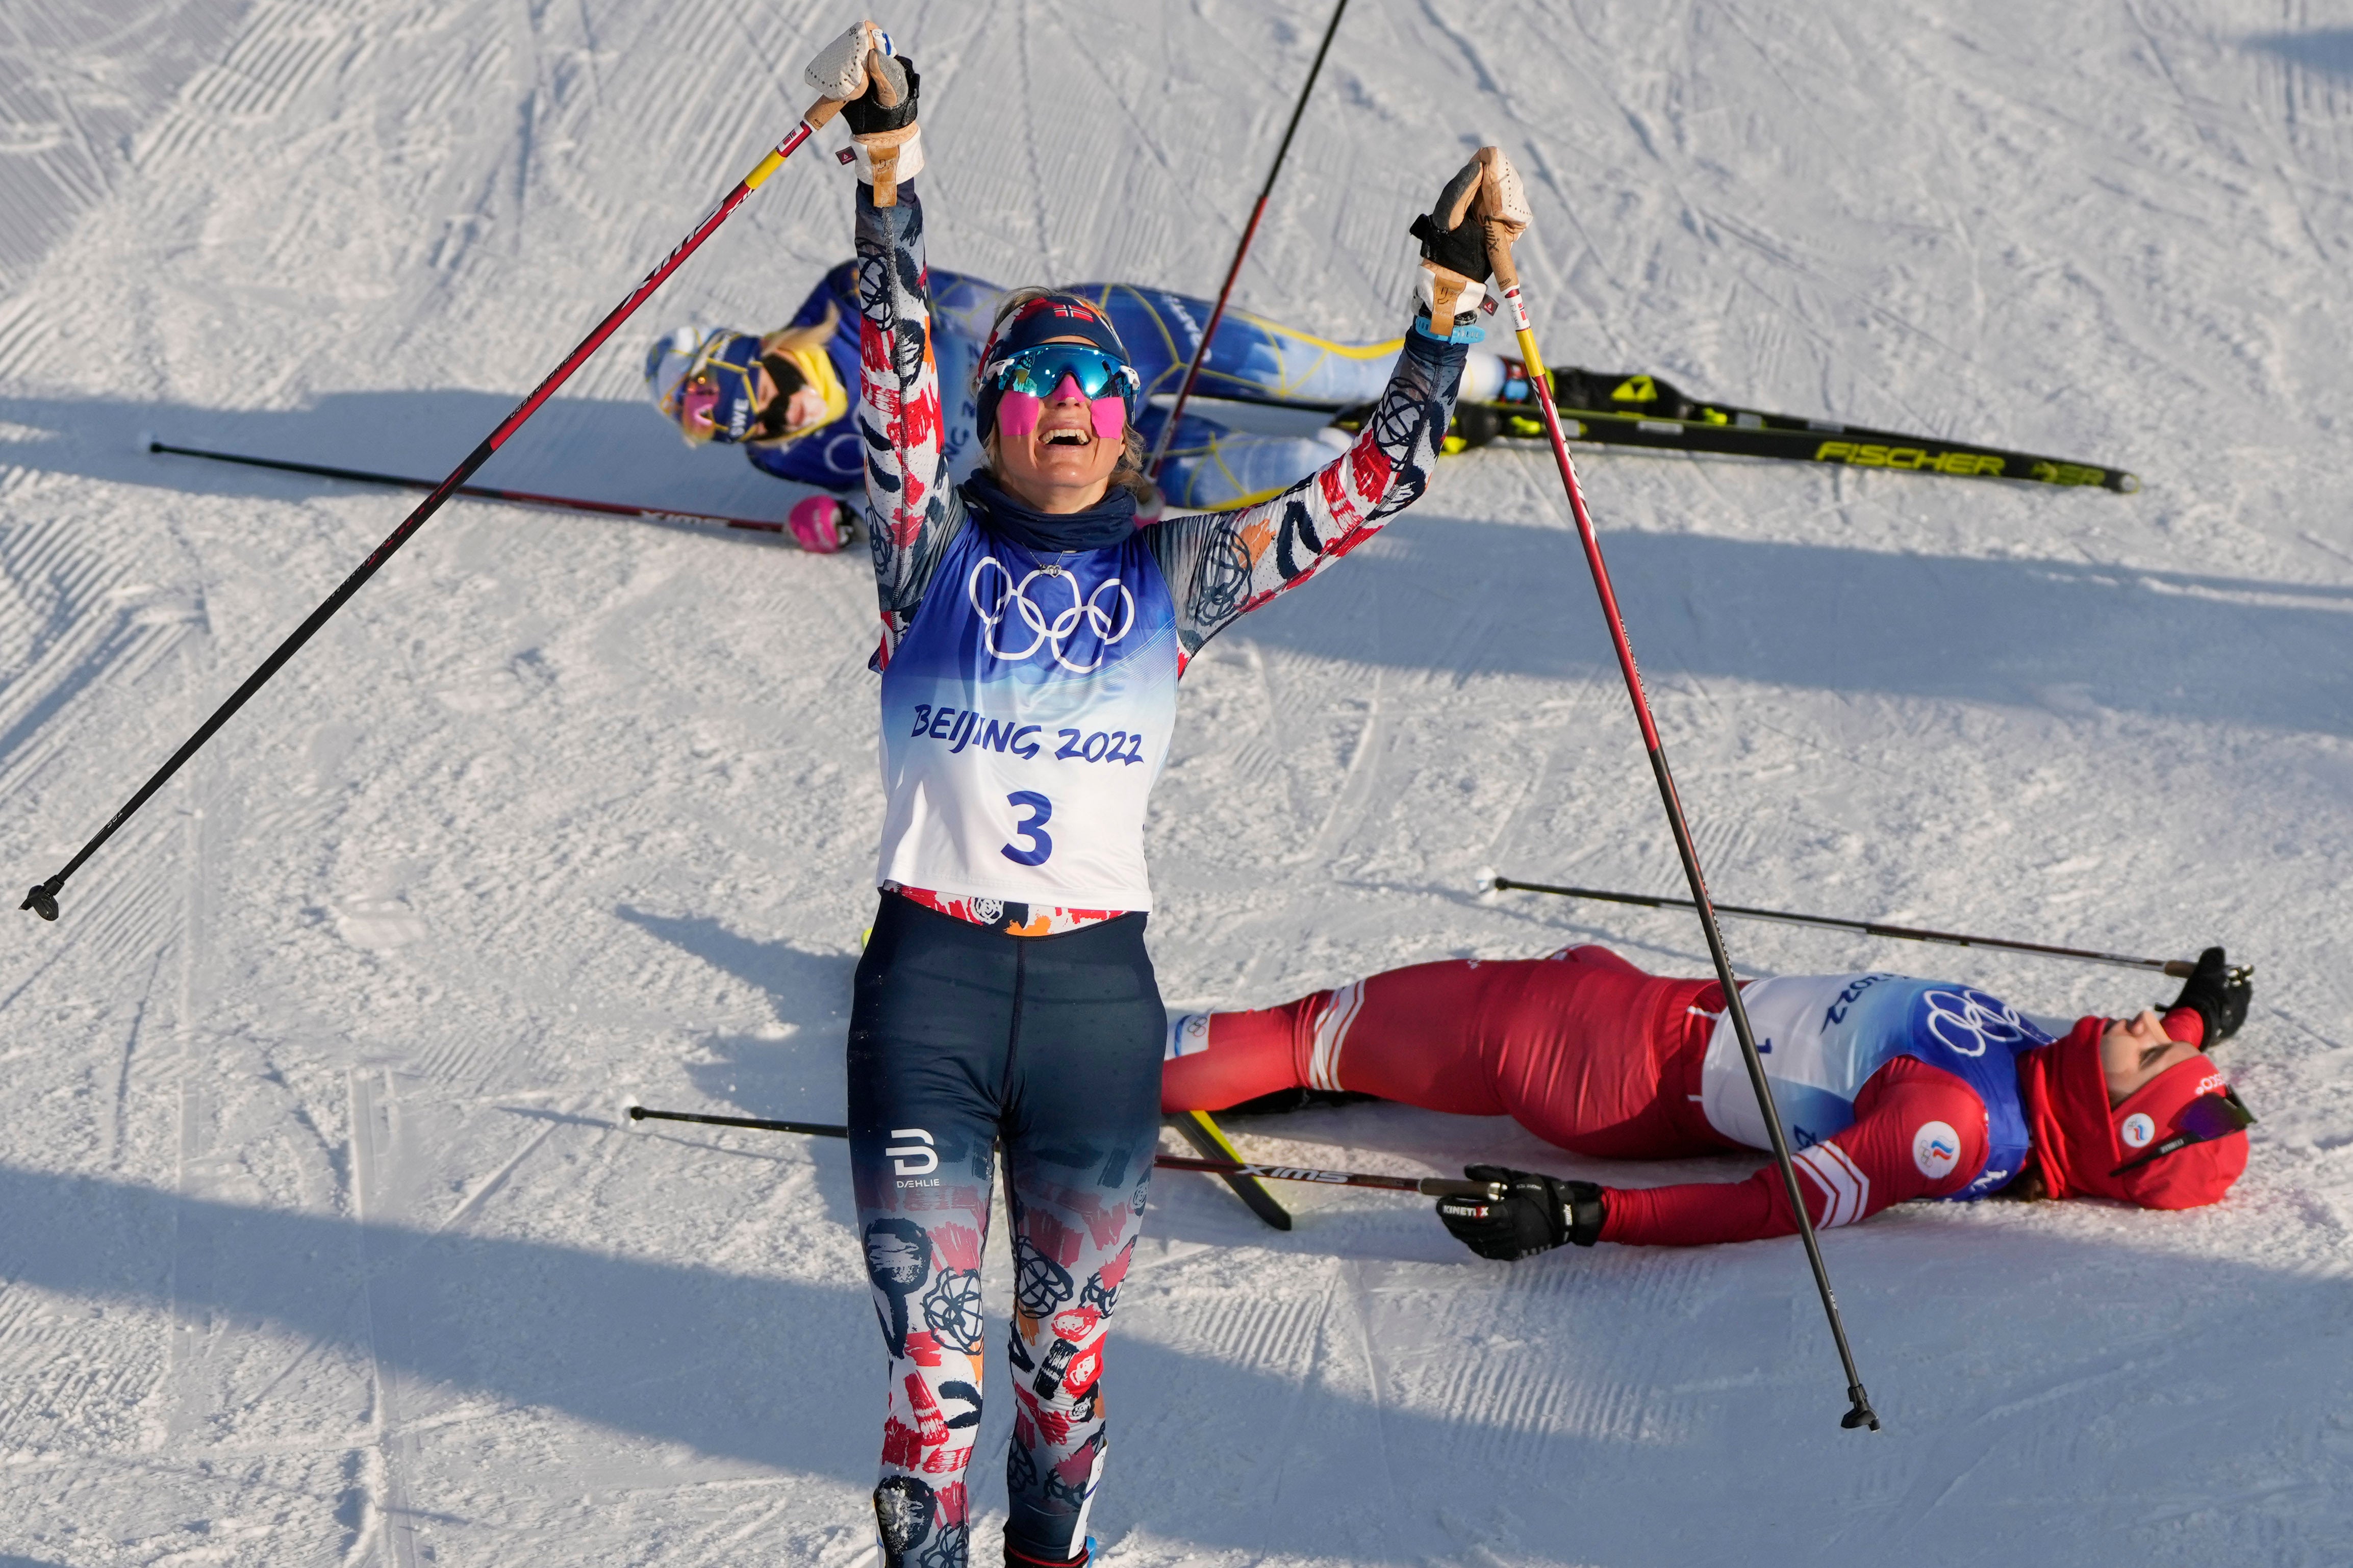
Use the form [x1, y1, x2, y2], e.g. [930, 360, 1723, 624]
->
[981, 287, 1155, 506]
[760, 300, 838, 358]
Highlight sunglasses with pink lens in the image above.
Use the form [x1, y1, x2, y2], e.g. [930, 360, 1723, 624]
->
[674, 377, 720, 430]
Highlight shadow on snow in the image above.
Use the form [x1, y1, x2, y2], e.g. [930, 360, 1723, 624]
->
[6, 1153, 2351, 1562]
[5, 389, 2349, 742]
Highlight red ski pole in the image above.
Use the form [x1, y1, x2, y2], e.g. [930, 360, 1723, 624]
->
[1485, 220, 1881, 1433]
[22, 76, 875, 924]
[1145, 0, 1350, 481]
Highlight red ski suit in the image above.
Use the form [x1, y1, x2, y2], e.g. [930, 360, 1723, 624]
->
[1160, 945, 2201, 1245]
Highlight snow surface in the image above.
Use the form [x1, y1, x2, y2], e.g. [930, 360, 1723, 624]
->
[3, 1, 2351, 1563]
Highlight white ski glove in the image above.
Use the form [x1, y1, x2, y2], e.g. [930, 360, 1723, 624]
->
[1476, 146, 1532, 249]
[806, 20, 922, 204]
[803, 19, 893, 101]
[1410, 146, 1532, 333]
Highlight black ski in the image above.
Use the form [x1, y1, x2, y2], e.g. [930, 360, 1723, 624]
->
[1336, 367, 2139, 493]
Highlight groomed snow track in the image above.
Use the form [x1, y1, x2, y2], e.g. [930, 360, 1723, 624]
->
[2, 2, 2350, 1564]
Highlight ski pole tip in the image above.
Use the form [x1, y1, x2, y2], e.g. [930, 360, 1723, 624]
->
[620, 1099, 645, 1128]
[2116, 472, 2141, 494]
[1841, 1389, 1881, 1432]
[22, 883, 59, 921]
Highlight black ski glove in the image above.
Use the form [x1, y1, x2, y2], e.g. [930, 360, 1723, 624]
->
[2167, 945, 2251, 1044]
[842, 53, 919, 136]
[1436, 1165, 1605, 1261]
[1408, 155, 1493, 284]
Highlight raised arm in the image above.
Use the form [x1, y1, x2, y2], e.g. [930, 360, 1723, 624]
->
[854, 182, 967, 638]
[822, 31, 966, 659]
[1145, 324, 1466, 665]
[1144, 150, 1526, 667]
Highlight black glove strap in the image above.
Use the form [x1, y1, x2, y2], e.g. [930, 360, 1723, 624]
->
[1409, 211, 1491, 285]
[843, 57, 920, 136]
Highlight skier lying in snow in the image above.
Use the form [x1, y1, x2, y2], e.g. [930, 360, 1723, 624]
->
[642, 232, 1549, 517]
[815, 23, 1529, 1568]
[1159, 944, 2254, 1257]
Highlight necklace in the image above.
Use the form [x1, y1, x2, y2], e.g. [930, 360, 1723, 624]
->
[1004, 537, 1078, 578]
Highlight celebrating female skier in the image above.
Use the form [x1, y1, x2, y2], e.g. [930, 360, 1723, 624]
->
[1160, 945, 2254, 1255]
[812, 23, 1529, 1568]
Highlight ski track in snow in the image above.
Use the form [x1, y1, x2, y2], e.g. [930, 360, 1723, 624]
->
[3, 1, 2352, 1563]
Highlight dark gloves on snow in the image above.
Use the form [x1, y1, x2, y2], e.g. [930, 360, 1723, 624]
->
[2168, 945, 2251, 1045]
[1436, 1165, 1606, 1261]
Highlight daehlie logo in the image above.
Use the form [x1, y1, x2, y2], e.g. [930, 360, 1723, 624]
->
[884, 1127, 938, 1176]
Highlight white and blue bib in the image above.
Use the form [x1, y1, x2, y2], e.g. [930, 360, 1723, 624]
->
[875, 523, 1178, 910]
[1700, 973, 2052, 1199]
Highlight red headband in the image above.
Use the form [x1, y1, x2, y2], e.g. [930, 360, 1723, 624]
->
[2021, 1024, 2246, 1209]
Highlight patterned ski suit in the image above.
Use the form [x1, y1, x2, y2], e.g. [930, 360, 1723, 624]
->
[847, 176, 1467, 1567]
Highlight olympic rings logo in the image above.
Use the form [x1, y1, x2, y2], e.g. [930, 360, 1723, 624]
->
[1920, 987, 2038, 1058]
[968, 556, 1135, 673]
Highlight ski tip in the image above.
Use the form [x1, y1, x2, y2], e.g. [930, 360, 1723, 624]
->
[1223, 1174, 1294, 1231]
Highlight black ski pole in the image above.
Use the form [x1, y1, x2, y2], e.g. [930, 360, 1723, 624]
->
[146, 440, 798, 537]
[1144, 0, 1349, 480]
[1485, 220, 1880, 1431]
[21, 69, 881, 923]
[624, 1106, 1501, 1199]
[1491, 876, 2225, 979]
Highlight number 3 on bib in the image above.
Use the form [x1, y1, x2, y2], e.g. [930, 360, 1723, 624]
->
[1001, 791, 1054, 866]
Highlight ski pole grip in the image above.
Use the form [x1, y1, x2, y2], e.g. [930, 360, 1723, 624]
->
[1485, 221, 1521, 292]
[1421, 1177, 1511, 1200]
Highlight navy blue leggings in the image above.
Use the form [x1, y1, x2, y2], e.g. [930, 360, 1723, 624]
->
[848, 895, 1165, 1568]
